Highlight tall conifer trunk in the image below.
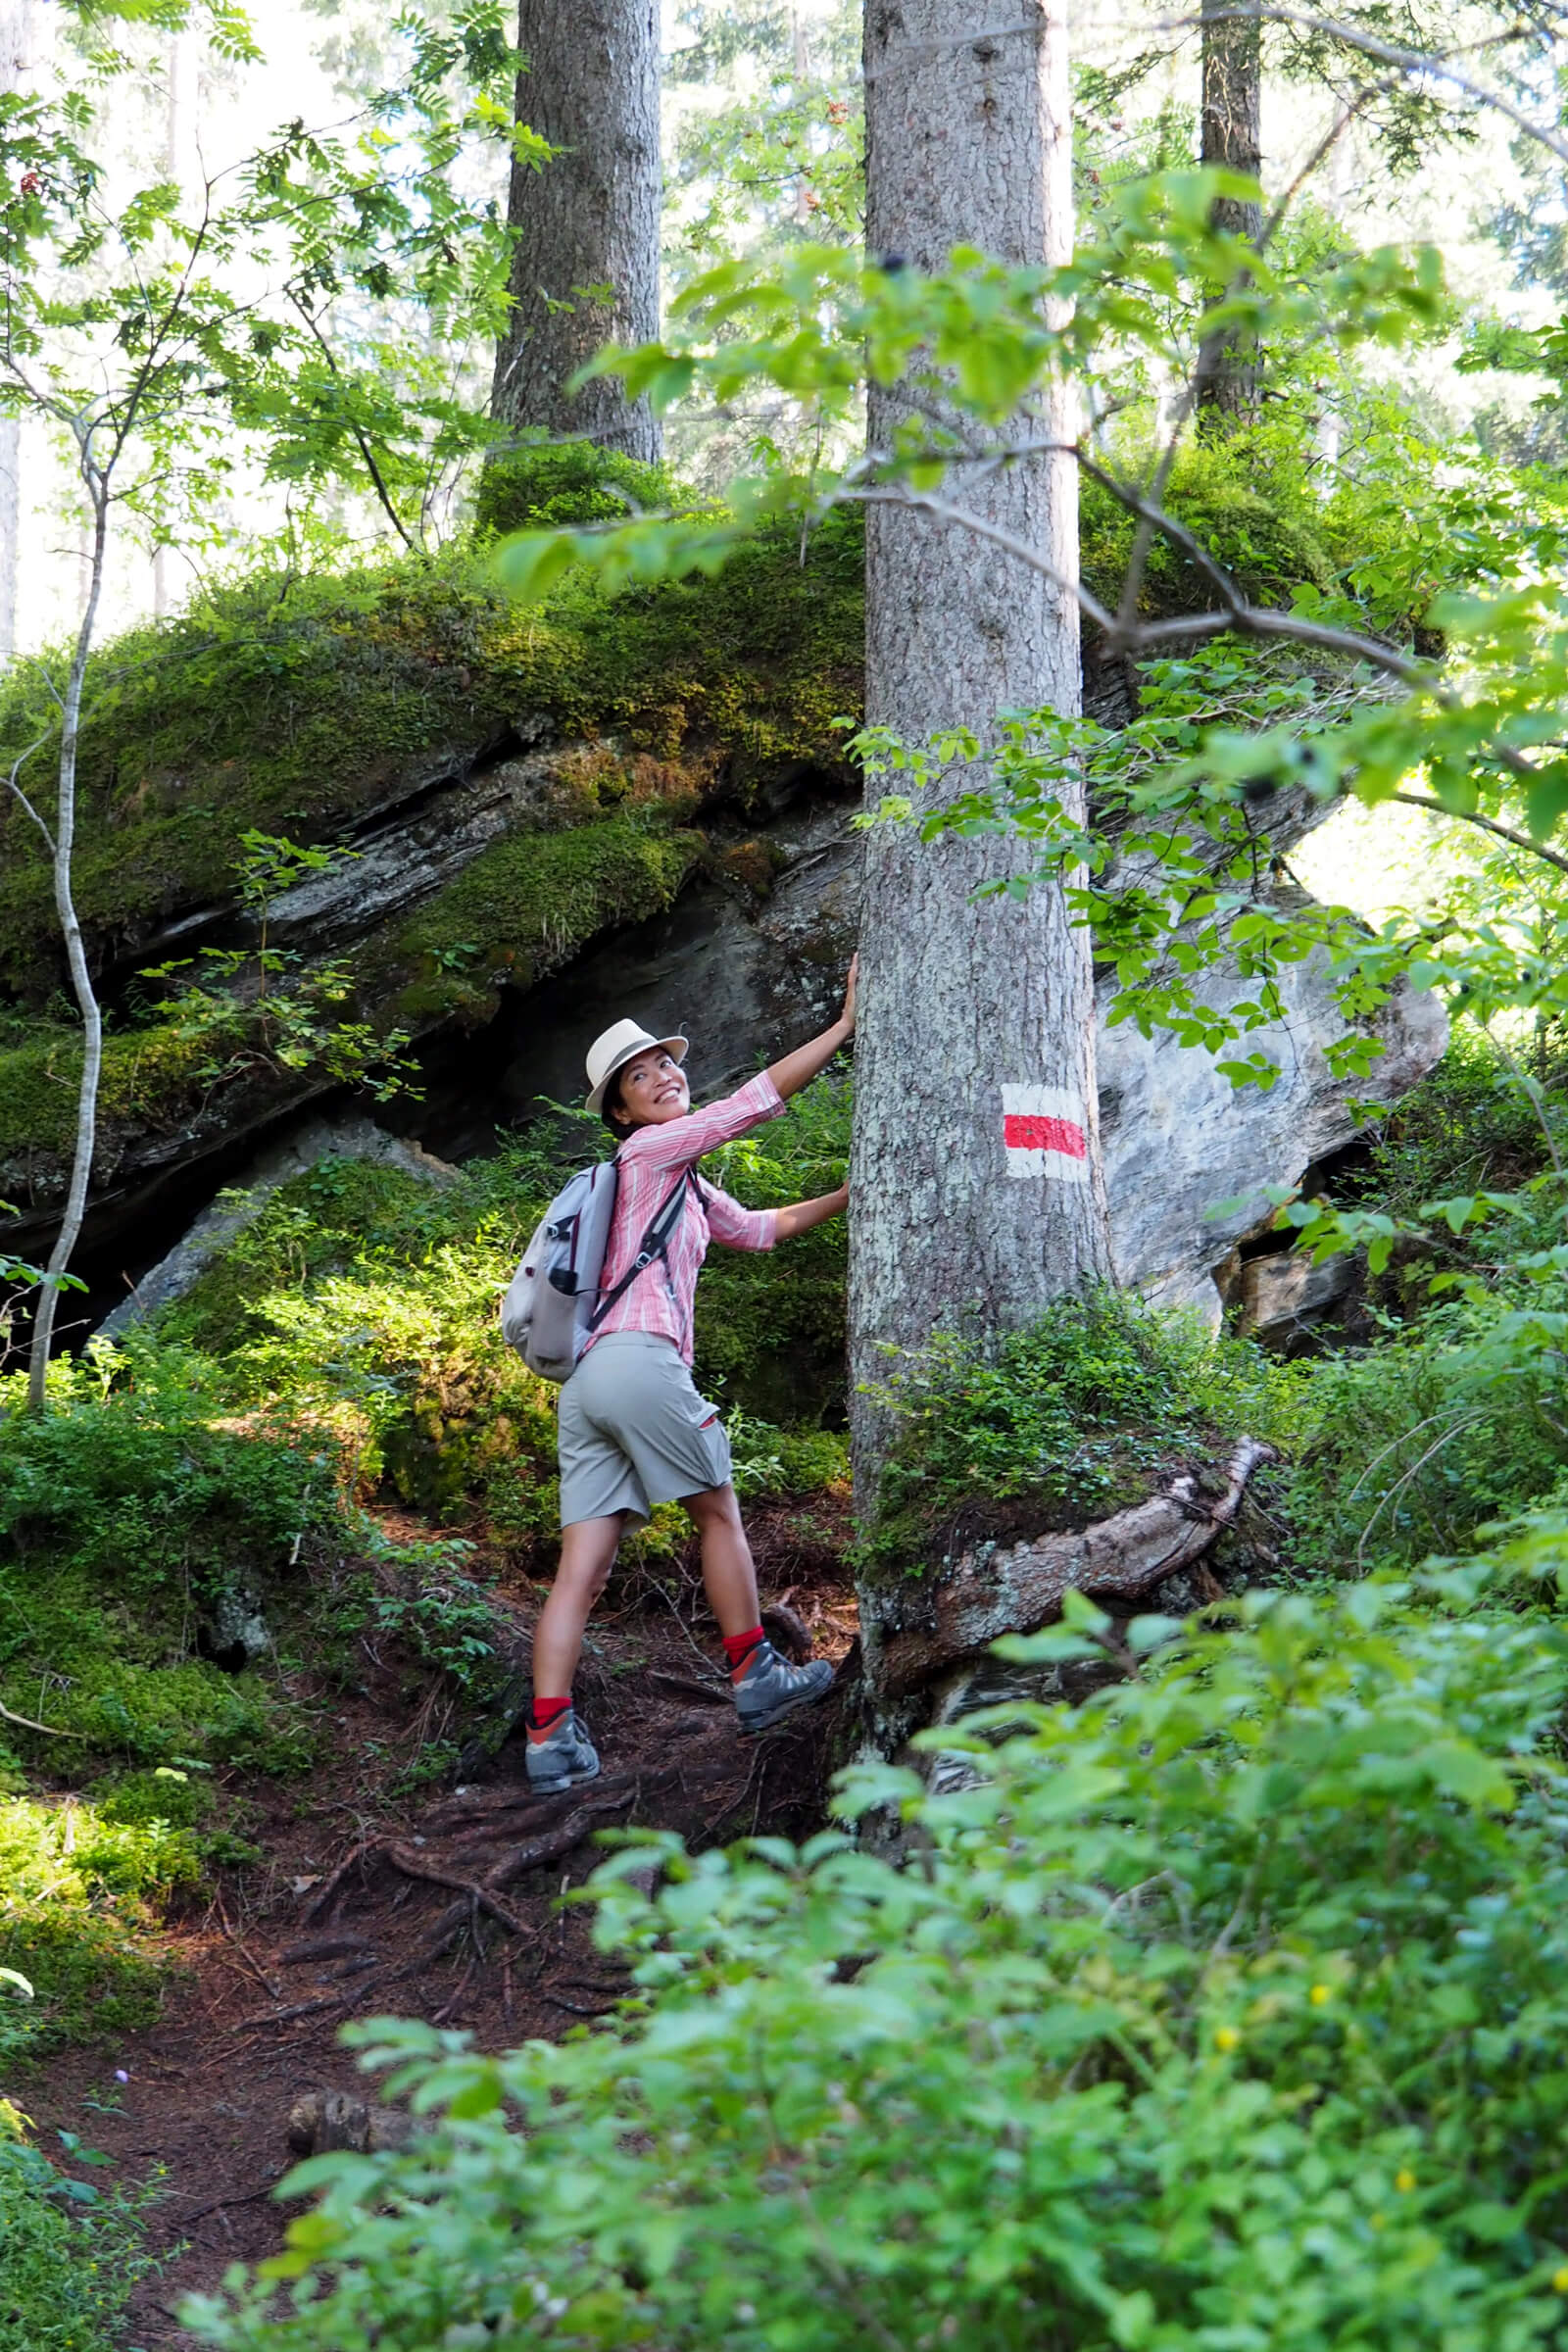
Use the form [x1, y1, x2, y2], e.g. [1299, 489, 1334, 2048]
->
[492, 0, 662, 464]
[852, 0, 1113, 1524]
[1196, 0, 1263, 420]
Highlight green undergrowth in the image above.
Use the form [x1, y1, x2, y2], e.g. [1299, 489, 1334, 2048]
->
[864, 1288, 1300, 1578]
[0, 2104, 163, 2352]
[1273, 1030, 1568, 1579]
[191, 1557, 1568, 2352]
[0, 1788, 194, 2066]
[156, 1068, 854, 1534]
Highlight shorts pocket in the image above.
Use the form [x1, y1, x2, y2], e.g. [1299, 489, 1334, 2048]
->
[693, 1395, 732, 1488]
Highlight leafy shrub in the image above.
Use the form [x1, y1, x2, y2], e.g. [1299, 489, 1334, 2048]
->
[724, 1409, 849, 1499]
[191, 1563, 1568, 2352]
[1277, 1038, 1568, 1577]
[868, 1288, 1298, 1569]
[365, 1533, 510, 1702]
[1282, 1267, 1568, 1578]
[0, 1342, 325, 1772]
[0, 1788, 197, 2063]
[1348, 1023, 1558, 1233]
[696, 1067, 852, 1424]
[0, 2109, 162, 2352]
[157, 1075, 855, 1542]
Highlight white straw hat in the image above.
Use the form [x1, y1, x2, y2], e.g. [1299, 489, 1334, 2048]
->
[584, 1018, 689, 1115]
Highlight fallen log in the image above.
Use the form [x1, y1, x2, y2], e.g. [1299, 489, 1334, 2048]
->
[874, 1436, 1275, 1698]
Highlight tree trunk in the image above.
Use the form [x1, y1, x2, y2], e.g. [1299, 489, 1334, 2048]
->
[0, 0, 33, 663]
[491, 0, 662, 464]
[853, 0, 1112, 1516]
[26, 470, 108, 1411]
[1195, 0, 1263, 422]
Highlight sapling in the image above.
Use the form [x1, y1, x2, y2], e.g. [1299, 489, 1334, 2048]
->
[0, 0, 522, 1411]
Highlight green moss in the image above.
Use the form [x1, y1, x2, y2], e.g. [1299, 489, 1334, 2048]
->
[0, 514, 865, 1010]
[862, 1291, 1298, 1583]
[473, 440, 670, 537]
[1080, 432, 1334, 618]
[0, 1017, 235, 1161]
[0, 1788, 194, 2056]
[379, 810, 705, 1023]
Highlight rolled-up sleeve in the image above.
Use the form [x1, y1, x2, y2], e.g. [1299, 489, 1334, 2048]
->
[617, 1071, 785, 1173]
[703, 1183, 777, 1252]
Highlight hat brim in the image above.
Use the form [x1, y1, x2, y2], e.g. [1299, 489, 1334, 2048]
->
[585, 1033, 689, 1117]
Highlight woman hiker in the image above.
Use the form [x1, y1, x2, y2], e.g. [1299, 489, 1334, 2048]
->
[525, 957, 858, 1792]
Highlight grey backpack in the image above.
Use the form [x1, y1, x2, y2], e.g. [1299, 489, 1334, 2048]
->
[501, 1156, 697, 1383]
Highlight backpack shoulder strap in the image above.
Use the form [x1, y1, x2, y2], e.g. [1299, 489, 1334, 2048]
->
[586, 1166, 697, 1332]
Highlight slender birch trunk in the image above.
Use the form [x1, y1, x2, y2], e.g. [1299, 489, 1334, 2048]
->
[26, 460, 109, 1410]
[852, 0, 1112, 1519]
[0, 0, 34, 663]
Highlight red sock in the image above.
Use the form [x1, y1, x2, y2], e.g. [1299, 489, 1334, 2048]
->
[528, 1694, 571, 1735]
[723, 1626, 765, 1676]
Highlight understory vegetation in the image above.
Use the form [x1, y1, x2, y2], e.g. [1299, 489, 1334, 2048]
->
[195, 1562, 1568, 2352]
[4, 6, 1568, 2328]
[5, 1015, 1568, 2344]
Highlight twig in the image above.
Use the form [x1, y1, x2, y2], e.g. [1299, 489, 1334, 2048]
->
[178, 2178, 284, 2228]
[301, 1838, 382, 1924]
[234, 1991, 351, 2030]
[0, 1697, 79, 1738]
[1355, 1413, 1484, 1568]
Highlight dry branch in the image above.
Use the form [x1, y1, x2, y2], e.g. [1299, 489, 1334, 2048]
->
[0, 1697, 80, 1738]
[875, 1435, 1275, 1695]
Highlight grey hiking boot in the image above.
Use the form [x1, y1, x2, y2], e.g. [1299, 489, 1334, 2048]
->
[525, 1708, 601, 1793]
[733, 1641, 835, 1736]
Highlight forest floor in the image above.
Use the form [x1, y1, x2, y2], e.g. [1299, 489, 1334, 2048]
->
[22, 1498, 858, 2349]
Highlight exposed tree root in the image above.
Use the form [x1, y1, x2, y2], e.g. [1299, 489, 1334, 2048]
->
[383, 1844, 530, 1938]
[874, 1436, 1276, 1697]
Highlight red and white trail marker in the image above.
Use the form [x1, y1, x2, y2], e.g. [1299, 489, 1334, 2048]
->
[1002, 1086, 1089, 1183]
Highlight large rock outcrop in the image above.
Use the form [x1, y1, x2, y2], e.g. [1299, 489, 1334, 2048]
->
[91, 777, 1446, 1340]
[0, 512, 1446, 1316]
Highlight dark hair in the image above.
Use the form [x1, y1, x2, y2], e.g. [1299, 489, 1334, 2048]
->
[600, 1069, 631, 1139]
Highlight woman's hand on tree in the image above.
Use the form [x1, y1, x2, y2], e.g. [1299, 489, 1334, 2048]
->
[841, 953, 858, 1035]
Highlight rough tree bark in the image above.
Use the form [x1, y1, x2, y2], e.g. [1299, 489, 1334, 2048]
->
[852, 0, 1112, 1515]
[1195, 0, 1263, 421]
[491, 0, 662, 464]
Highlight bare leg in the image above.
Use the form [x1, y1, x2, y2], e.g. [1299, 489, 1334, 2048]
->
[682, 1483, 761, 1638]
[533, 1513, 626, 1700]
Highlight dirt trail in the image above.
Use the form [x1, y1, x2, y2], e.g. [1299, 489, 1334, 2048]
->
[26, 1507, 858, 2348]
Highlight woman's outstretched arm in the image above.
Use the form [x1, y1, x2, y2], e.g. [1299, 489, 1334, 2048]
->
[765, 956, 857, 1103]
[773, 1183, 849, 1242]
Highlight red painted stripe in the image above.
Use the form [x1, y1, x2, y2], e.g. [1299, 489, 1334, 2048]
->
[1004, 1112, 1087, 1158]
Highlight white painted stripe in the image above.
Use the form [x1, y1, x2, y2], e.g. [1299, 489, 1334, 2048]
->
[1002, 1085, 1086, 1124]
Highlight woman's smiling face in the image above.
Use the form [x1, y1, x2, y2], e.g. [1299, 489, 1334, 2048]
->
[612, 1046, 690, 1128]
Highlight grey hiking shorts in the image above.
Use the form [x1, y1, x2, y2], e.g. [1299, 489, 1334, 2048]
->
[557, 1332, 733, 1529]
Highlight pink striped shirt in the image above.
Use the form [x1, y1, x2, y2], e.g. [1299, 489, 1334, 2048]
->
[587, 1072, 784, 1365]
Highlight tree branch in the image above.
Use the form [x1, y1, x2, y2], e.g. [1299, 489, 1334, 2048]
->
[3, 729, 56, 853]
[1390, 790, 1568, 881]
[287, 294, 417, 554]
